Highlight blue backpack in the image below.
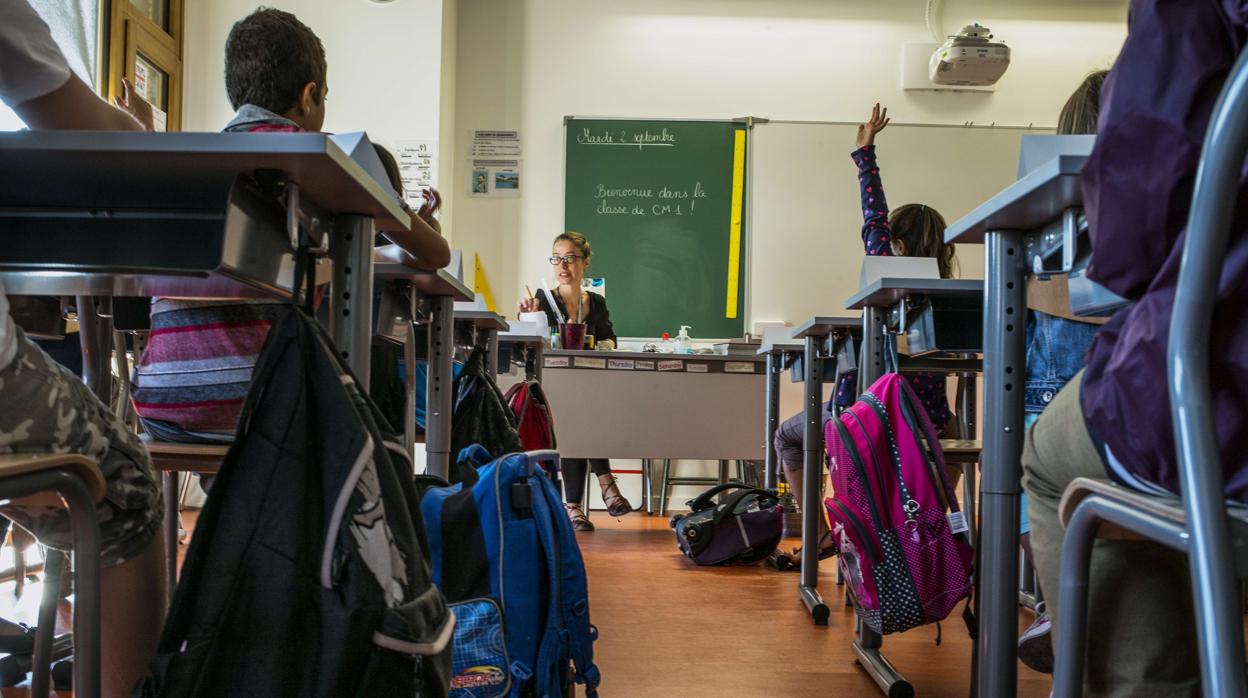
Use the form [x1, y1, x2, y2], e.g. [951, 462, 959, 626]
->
[420, 447, 601, 698]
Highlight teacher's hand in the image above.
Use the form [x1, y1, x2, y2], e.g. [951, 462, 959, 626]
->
[518, 297, 540, 313]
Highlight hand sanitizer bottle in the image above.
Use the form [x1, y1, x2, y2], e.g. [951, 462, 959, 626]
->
[675, 326, 692, 354]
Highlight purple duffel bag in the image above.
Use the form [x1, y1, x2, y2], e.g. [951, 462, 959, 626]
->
[669, 484, 783, 566]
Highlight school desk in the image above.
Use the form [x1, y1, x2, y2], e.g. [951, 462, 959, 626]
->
[945, 153, 1086, 698]
[497, 331, 547, 381]
[0, 129, 405, 399]
[844, 277, 984, 697]
[374, 263, 473, 476]
[454, 310, 510, 380]
[756, 335, 803, 492]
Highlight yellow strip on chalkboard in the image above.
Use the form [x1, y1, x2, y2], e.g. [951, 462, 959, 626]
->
[725, 129, 746, 319]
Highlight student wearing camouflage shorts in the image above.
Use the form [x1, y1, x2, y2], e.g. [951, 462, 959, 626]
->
[1, 1, 169, 694]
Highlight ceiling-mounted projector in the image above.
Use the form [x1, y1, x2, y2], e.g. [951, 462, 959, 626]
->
[930, 24, 1010, 86]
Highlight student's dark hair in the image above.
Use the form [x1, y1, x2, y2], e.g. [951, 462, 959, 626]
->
[890, 204, 957, 279]
[373, 144, 403, 197]
[555, 232, 592, 262]
[1056, 70, 1108, 135]
[224, 8, 327, 114]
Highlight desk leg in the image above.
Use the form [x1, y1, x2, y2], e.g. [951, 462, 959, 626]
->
[403, 291, 418, 464]
[425, 295, 455, 479]
[764, 352, 781, 491]
[330, 215, 375, 390]
[799, 336, 829, 625]
[534, 343, 544, 383]
[977, 230, 1026, 698]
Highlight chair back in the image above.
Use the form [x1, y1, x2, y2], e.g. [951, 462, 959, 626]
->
[1166, 46, 1248, 697]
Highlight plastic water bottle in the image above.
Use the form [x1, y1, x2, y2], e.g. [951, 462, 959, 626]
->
[675, 325, 693, 354]
[659, 332, 672, 353]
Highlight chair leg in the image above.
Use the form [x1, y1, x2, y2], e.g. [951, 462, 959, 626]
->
[659, 459, 672, 518]
[162, 471, 179, 602]
[641, 460, 653, 515]
[1053, 503, 1100, 698]
[582, 467, 592, 521]
[30, 548, 63, 698]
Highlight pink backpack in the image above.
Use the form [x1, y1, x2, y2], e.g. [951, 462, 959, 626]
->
[824, 373, 974, 636]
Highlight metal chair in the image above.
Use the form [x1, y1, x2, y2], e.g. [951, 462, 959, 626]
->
[657, 459, 749, 517]
[0, 453, 106, 698]
[1052, 48, 1248, 698]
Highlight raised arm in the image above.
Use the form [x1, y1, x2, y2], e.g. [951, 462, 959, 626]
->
[852, 103, 893, 257]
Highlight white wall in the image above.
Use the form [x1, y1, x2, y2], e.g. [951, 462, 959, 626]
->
[451, 0, 1128, 322]
[183, 0, 447, 215]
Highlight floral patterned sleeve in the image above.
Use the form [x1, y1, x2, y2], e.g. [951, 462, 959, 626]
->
[852, 145, 893, 257]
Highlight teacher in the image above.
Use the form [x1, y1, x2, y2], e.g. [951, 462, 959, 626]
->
[519, 232, 632, 530]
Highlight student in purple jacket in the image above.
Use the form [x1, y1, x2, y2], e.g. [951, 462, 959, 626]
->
[1022, 0, 1248, 693]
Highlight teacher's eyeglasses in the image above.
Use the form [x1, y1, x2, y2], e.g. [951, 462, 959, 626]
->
[549, 254, 584, 266]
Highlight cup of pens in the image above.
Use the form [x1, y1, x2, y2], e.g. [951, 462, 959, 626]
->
[560, 323, 587, 351]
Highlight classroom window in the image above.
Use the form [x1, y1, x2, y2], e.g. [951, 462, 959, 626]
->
[128, 0, 169, 33]
[107, 0, 184, 130]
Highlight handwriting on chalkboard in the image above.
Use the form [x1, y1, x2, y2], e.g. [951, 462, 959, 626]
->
[576, 127, 677, 149]
[593, 181, 709, 217]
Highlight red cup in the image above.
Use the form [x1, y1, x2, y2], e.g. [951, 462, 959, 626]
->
[560, 322, 587, 351]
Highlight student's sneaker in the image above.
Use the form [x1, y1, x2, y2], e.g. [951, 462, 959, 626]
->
[1018, 601, 1054, 674]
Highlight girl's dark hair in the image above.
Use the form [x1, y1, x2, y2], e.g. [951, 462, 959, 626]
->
[225, 8, 327, 114]
[373, 144, 404, 197]
[890, 204, 957, 278]
[555, 232, 592, 262]
[1056, 70, 1109, 135]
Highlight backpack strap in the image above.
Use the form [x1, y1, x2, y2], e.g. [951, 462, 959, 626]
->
[530, 467, 602, 697]
[686, 483, 757, 513]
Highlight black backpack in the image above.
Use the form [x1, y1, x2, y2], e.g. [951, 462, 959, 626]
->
[449, 347, 522, 483]
[138, 307, 453, 697]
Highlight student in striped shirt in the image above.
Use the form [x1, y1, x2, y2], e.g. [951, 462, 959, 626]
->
[132, 8, 449, 444]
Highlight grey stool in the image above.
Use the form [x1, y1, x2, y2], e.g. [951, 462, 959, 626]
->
[657, 460, 749, 517]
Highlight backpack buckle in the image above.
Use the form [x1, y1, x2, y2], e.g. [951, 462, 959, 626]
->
[510, 661, 533, 681]
[511, 482, 533, 518]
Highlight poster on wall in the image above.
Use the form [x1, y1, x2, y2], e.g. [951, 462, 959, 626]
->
[469, 129, 522, 157]
[467, 158, 521, 198]
[396, 140, 438, 209]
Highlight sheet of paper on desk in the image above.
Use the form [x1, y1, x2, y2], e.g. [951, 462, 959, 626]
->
[330, 133, 390, 193]
[657, 360, 683, 372]
[545, 356, 571, 368]
[635, 360, 656, 371]
[608, 359, 635, 370]
[685, 363, 708, 373]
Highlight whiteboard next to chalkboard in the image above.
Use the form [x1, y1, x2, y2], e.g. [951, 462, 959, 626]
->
[746, 121, 1050, 329]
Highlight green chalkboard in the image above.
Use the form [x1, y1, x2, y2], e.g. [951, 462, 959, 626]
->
[564, 119, 747, 339]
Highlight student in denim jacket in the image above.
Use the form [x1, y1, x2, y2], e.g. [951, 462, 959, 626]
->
[1015, 70, 1111, 674]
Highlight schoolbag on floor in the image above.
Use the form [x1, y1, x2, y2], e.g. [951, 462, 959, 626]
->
[420, 447, 601, 698]
[505, 380, 556, 451]
[138, 306, 453, 697]
[824, 372, 974, 636]
[669, 484, 783, 566]
[451, 348, 523, 480]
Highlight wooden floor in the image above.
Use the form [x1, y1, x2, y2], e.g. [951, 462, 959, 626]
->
[580, 514, 1053, 698]
[0, 511, 1055, 697]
